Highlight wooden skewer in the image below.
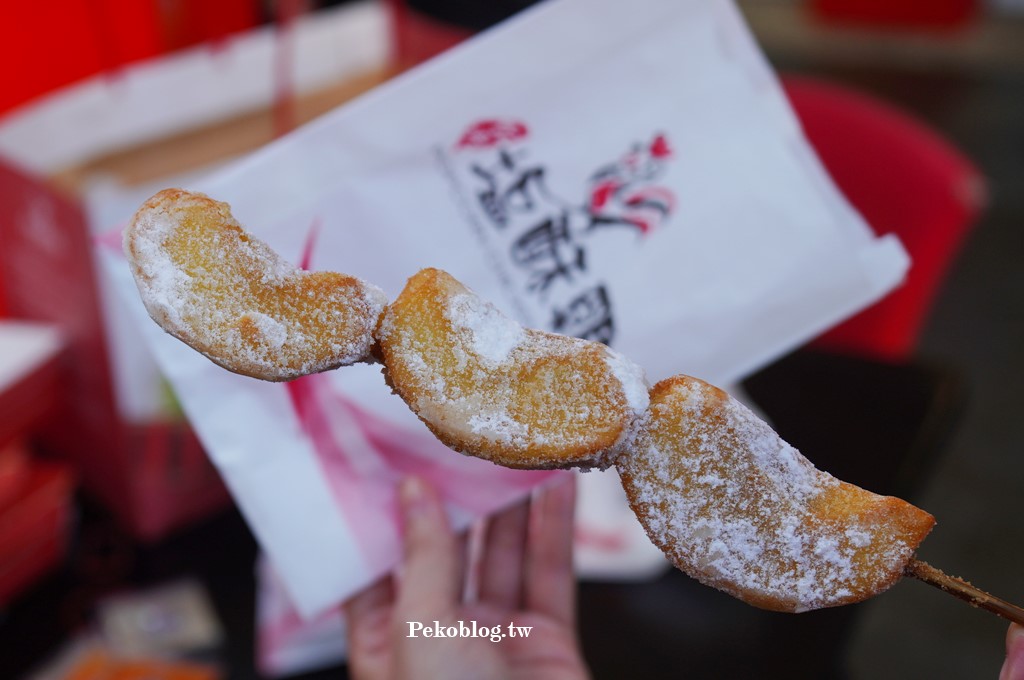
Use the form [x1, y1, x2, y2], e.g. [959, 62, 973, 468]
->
[906, 558, 1024, 626]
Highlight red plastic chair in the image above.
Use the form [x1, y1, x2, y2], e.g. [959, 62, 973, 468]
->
[783, 75, 984, 360]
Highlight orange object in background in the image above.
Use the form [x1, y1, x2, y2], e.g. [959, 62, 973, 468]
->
[62, 649, 219, 680]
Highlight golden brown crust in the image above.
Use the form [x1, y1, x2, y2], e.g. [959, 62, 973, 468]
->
[123, 188, 388, 381]
[124, 189, 941, 615]
[619, 375, 935, 612]
[376, 268, 649, 469]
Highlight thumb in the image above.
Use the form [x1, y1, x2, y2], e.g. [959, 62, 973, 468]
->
[1001, 624, 1024, 680]
[394, 477, 461, 624]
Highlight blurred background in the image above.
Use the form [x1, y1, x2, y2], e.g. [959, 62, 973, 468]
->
[0, 0, 1021, 678]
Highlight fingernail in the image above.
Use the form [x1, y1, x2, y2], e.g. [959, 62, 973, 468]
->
[398, 478, 434, 538]
[400, 477, 425, 506]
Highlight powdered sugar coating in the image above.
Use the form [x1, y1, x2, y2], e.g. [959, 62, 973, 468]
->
[378, 268, 649, 469]
[124, 189, 387, 381]
[619, 375, 935, 612]
[603, 348, 650, 419]
[447, 293, 524, 364]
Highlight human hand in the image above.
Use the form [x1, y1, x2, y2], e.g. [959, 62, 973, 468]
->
[1001, 624, 1024, 680]
[343, 475, 590, 680]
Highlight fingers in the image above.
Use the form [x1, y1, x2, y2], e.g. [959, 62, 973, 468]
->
[343, 577, 395, 678]
[394, 477, 461, 623]
[524, 473, 577, 627]
[1002, 624, 1024, 680]
[478, 498, 530, 609]
[344, 576, 395, 626]
[393, 473, 578, 632]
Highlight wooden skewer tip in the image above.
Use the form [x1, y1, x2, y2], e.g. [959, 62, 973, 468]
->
[905, 558, 1024, 627]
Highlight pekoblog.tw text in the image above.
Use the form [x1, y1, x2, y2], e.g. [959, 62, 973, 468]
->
[406, 620, 533, 643]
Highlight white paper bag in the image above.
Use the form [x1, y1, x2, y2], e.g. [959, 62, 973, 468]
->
[100, 0, 907, 620]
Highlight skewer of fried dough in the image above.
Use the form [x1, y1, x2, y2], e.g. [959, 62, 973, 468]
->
[123, 188, 1024, 624]
[617, 374, 1024, 622]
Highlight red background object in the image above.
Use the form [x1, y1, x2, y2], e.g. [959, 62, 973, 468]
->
[0, 0, 259, 118]
[0, 158, 229, 541]
[0, 460, 73, 607]
[0, 0, 161, 116]
[0, 332, 63, 456]
[783, 76, 984, 360]
[386, 0, 470, 69]
[0, 0, 260, 316]
[810, 0, 978, 29]
[0, 442, 32, 509]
